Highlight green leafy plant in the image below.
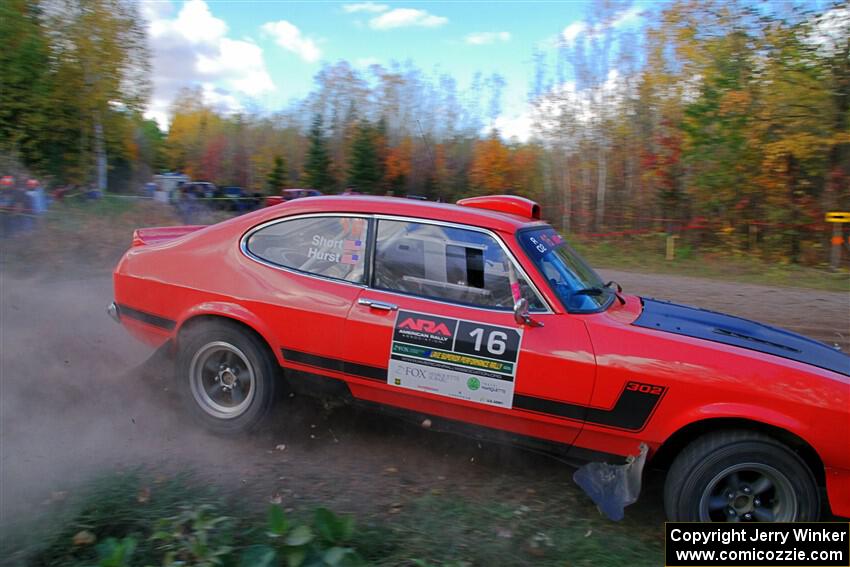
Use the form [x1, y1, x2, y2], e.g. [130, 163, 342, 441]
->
[94, 537, 136, 567]
[150, 505, 234, 566]
[240, 505, 362, 567]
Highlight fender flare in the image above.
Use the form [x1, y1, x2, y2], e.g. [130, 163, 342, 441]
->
[653, 402, 825, 478]
[176, 302, 283, 365]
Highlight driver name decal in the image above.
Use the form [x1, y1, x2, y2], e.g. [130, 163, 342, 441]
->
[307, 234, 363, 264]
[388, 310, 522, 408]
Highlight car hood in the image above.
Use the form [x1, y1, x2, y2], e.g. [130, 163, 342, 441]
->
[633, 298, 850, 377]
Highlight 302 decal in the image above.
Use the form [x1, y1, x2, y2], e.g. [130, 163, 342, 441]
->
[625, 381, 665, 396]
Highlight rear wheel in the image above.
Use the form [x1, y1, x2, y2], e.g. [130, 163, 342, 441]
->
[177, 321, 278, 434]
[664, 430, 819, 522]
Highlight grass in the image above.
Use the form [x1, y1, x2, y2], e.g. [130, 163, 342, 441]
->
[2, 470, 663, 567]
[0, 196, 183, 279]
[570, 234, 850, 293]
[356, 493, 663, 566]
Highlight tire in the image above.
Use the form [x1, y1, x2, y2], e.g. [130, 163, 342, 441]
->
[176, 320, 278, 434]
[664, 430, 819, 522]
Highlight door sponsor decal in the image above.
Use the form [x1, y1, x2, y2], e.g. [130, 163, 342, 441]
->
[388, 310, 523, 408]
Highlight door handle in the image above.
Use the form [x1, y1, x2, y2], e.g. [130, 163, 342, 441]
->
[358, 298, 398, 311]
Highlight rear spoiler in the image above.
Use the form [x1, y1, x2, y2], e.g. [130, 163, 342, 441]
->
[132, 225, 206, 247]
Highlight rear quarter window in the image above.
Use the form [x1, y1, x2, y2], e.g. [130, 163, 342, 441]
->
[245, 216, 368, 284]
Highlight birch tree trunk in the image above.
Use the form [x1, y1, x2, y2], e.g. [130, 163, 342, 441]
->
[563, 153, 572, 233]
[94, 113, 107, 191]
[596, 146, 606, 230]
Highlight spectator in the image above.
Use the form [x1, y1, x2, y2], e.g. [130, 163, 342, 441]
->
[26, 179, 47, 215]
[12, 177, 33, 232]
[0, 177, 31, 235]
[0, 176, 15, 236]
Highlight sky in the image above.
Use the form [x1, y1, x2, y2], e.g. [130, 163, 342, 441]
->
[141, 0, 647, 139]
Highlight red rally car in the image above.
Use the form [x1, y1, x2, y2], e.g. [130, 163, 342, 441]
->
[110, 195, 850, 522]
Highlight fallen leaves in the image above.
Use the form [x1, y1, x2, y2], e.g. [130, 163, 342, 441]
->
[72, 530, 96, 546]
[137, 487, 151, 504]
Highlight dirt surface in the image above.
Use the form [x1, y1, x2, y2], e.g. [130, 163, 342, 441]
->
[600, 269, 850, 350]
[1, 267, 847, 549]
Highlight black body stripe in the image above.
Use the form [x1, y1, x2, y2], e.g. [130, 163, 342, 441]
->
[280, 348, 664, 431]
[514, 385, 665, 431]
[117, 304, 176, 330]
[281, 349, 386, 381]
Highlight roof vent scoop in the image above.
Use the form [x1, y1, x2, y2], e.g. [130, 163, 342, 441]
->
[456, 195, 542, 220]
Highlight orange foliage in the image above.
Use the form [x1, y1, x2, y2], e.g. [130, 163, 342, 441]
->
[384, 137, 412, 187]
[469, 135, 511, 194]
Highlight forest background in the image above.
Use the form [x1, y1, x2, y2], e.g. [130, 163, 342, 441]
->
[2, 0, 848, 266]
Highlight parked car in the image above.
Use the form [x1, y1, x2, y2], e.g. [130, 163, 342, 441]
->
[266, 188, 323, 207]
[214, 186, 260, 213]
[185, 182, 217, 200]
[110, 195, 849, 522]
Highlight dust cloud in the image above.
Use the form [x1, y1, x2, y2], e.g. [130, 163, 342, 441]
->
[0, 270, 239, 529]
[0, 265, 502, 542]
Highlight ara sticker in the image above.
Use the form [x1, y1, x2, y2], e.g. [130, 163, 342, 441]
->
[387, 310, 522, 408]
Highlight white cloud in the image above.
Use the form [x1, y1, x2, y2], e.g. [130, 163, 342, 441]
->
[143, 0, 275, 130]
[529, 69, 633, 144]
[262, 20, 322, 63]
[561, 21, 588, 46]
[612, 5, 642, 28]
[197, 38, 275, 93]
[200, 83, 244, 112]
[369, 8, 448, 30]
[139, 1, 174, 25]
[561, 6, 643, 47]
[465, 31, 511, 45]
[149, 0, 227, 46]
[492, 111, 533, 142]
[343, 2, 389, 13]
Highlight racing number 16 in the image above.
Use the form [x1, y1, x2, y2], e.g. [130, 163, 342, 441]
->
[455, 320, 519, 363]
[468, 327, 507, 356]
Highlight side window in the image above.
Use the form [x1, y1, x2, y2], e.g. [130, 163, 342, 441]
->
[373, 220, 545, 310]
[245, 216, 368, 283]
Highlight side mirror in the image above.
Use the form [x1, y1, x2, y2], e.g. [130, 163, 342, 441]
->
[513, 298, 544, 327]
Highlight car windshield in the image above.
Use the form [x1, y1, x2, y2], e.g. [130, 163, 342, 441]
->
[518, 227, 612, 312]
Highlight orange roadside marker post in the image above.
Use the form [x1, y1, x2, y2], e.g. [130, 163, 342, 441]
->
[826, 212, 850, 270]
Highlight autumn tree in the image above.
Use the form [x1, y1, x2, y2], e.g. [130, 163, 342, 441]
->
[384, 137, 413, 191]
[48, 0, 150, 190]
[469, 134, 511, 194]
[0, 0, 151, 189]
[0, 0, 52, 172]
[165, 87, 224, 179]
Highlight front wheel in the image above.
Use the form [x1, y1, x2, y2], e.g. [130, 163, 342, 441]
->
[664, 430, 819, 522]
[177, 321, 278, 434]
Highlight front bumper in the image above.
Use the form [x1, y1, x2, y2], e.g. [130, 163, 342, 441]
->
[826, 467, 850, 518]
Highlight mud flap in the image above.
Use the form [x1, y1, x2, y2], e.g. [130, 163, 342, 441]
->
[572, 443, 648, 521]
